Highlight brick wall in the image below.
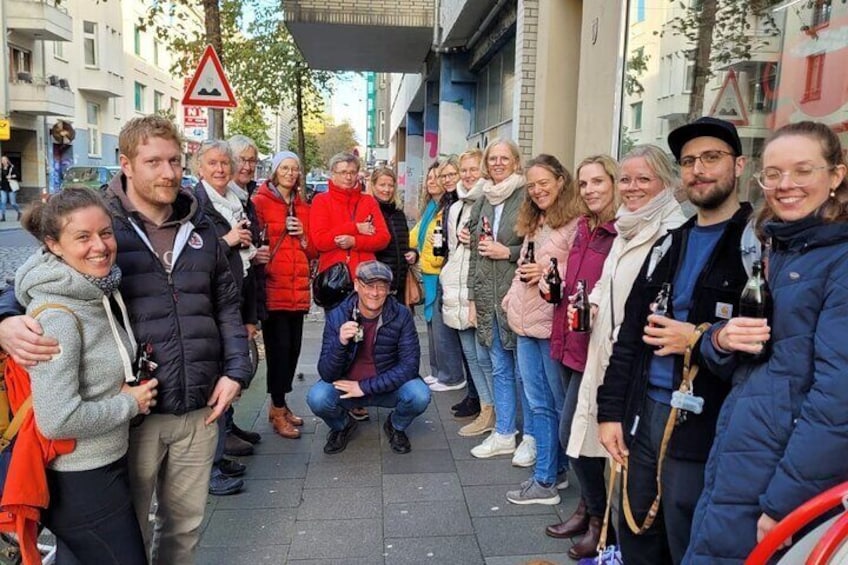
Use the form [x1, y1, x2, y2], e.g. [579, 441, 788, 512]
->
[284, 0, 434, 28]
[514, 0, 538, 161]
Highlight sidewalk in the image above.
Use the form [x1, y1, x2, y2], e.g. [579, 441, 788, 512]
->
[197, 315, 581, 564]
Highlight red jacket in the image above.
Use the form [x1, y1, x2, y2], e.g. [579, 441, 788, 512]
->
[0, 357, 75, 565]
[308, 181, 390, 277]
[252, 181, 317, 312]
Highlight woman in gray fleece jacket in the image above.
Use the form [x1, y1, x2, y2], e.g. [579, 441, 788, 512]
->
[15, 188, 157, 564]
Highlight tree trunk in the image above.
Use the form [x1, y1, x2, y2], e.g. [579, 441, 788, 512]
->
[296, 69, 306, 164]
[688, 0, 718, 120]
[203, 0, 225, 139]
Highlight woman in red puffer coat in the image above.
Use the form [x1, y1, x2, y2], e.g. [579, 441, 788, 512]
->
[252, 151, 317, 440]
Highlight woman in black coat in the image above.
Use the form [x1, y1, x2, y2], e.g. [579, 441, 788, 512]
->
[370, 167, 417, 301]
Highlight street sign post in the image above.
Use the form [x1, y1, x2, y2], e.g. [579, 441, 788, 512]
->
[182, 45, 237, 109]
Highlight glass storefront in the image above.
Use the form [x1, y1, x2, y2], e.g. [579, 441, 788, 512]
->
[619, 0, 848, 204]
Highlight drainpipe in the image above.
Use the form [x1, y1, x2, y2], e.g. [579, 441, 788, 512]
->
[465, 0, 510, 52]
[432, 0, 440, 49]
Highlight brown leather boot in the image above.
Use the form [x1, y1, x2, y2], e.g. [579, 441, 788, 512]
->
[268, 405, 285, 423]
[280, 406, 304, 426]
[545, 498, 589, 539]
[568, 516, 615, 560]
[271, 415, 301, 439]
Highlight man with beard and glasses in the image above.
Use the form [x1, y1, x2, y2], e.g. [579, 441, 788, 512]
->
[596, 117, 752, 565]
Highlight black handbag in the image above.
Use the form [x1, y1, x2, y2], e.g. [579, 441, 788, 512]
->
[312, 260, 354, 309]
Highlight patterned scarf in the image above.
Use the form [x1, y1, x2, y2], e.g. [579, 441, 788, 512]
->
[83, 264, 122, 295]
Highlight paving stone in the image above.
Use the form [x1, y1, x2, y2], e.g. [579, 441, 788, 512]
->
[455, 458, 533, 486]
[485, 555, 574, 565]
[247, 452, 310, 479]
[304, 460, 382, 489]
[381, 448, 456, 474]
[383, 473, 464, 504]
[297, 487, 382, 521]
[474, 515, 571, 557]
[383, 500, 473, 538]
[447, 436, 482, 460]
[214, 478, 305, 510]
[248, 433, 315, 454]
[288, 559, 381, 565]
[384, 535, 484, 565]
[287, 518, 382, 560]
[463, 484, 561, 518]
[194, 544, 289, 564]
[200, 507, 296, 547]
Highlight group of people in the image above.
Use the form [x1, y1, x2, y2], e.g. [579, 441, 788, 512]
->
[0, 110, 845, 565]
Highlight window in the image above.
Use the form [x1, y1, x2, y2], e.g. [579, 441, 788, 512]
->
[634, 0, 646, 23]
[153, 40, 162, 67]
[378, 110, 386, 146]
[684, 53, 696, 93]
[803, 53, 825, 102]
[134, 82, 146, 112]
[660, 54, 673, 97]
[113, 97, 122, 119]
[9, 46, 33, 81]
[474, 37, 516, 132]
[154, 91, 164, 113]
[631, 101, 643, 130]
[53, 41, 65, 60]
[134, 26, 142, 57]
[83, 21, 98, 67]
[170, 97, 179, 117]
[811, 0, 832, 29]
[87, 102, 101, 156]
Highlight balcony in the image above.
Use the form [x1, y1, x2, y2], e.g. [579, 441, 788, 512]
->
[77, 68, 124, 98]
[5, 0, 73, 42]
[9, 76, 74, 116]
[284, 0, 434, 72]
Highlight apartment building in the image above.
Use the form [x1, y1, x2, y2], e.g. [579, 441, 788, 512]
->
[0, 0, 202, 199]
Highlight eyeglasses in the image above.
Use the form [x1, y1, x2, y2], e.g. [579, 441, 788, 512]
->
[618, 175, 657, 188]
[358, 279, 390, 294]
[334, 170, 358, 177]
[487, 156, 513, 164]
[756, 166, 834, 190]
[679, 150, 734, 169]
[277, 166, 300, 175]
[238, 157, 259, 166]
[439, 172, 459, 181]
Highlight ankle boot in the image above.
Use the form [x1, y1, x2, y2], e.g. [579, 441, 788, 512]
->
[280, 406, 304, 426]
[568, 515, 614, 560]
[545, 498, 589, 538]
[271, 414, 301, 439]
[458, 404, 494, 437]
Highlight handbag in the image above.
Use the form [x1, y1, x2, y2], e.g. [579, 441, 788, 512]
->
[8, 180, 19, 193]
[404, 265, 424, 307]
[312, 259, 353, 309]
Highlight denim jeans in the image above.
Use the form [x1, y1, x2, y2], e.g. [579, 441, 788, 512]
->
[427, 288, 466, 385]
[516, 336, 566, 484]
[558, 368, 583, 456]
[460, 328, 493, 405]
[0, 190, 18, 214]
[307, 378, 431, 431]
[483, 322, 532, 437]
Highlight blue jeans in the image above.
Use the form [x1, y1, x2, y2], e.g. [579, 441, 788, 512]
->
[460, 328, 493, 405]
[307, 378, 431, 431]
[0, 190, 18, 214]
[427, 288, 466, 385]
[517, 336, 567, 484]
[481, 322, 532, 437]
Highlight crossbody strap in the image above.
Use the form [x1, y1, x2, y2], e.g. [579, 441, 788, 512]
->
[620, 322, 711, 535]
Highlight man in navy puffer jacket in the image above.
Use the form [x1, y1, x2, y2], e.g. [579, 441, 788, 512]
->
[308, 261, 430, 455]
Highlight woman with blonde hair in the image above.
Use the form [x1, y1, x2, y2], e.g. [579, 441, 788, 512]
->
[371, 167, 417, 300]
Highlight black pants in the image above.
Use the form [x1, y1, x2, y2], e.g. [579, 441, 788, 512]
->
[43, 455, 147, 565]
[618, 397, 705, 565]
[264, 310, 305, 406]
[570, 455, 608, 517]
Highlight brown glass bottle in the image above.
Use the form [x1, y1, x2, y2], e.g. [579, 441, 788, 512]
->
[432, 219, 446, 257]
[520, 241, 535, 282]
[570, 279, 590, 332]
[480, 215, 493, 241]
[650, 283, 672, 326]
[543, 257, 562, 304]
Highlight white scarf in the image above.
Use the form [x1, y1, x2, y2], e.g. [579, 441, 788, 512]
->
[202, 180, 254, 277]
[456, 178, 486, 202]
[482, 173, 525, 206]
[614, 188, 676, 241]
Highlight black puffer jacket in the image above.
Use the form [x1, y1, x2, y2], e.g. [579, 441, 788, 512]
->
[375, 199, 414, 298]
[105, 176, 251, 415]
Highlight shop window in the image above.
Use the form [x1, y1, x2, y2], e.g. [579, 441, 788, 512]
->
[84, 21, 98, 67]
[803, 53, 825, 102]
[475, 37, 516, 133]
[87, 102, 101, 157]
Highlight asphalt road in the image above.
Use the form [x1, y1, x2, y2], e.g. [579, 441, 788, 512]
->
[0, 227, 39, 287]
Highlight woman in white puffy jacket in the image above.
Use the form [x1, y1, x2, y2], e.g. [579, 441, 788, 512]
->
[440, 149, 494, 436]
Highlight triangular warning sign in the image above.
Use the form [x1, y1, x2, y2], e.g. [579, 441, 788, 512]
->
[709, 69, 748, 126]
[182, 45, 237, 108]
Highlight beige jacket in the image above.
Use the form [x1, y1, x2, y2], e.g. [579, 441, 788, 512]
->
[503, 219, 578, 339]
[566, 199, 685, 459]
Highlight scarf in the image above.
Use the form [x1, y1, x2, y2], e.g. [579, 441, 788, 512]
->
[457, 178, 486, 202]
[417, 200, 440, 322]
[482, 173, 525, 206]
[82, 264, 122, 295]
[203, 180, 254, 277]
[614, 188, 675, 241]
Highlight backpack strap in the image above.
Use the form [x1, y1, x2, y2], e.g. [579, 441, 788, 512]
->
[0, 303, 81, 451]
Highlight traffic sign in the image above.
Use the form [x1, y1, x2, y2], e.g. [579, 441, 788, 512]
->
[709, 69, 749, 126]
[182, 45, 237, 108]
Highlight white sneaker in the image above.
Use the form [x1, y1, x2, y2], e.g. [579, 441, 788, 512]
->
[512, 435, 537, 467]
[429, 380, 467, 392]
[470, 431, 516, 459]
[423, 375, 438, 385]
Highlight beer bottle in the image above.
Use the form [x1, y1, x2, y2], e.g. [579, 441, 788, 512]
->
[650, 283, 672, 326]
[519, 241, 535, 282]
[739, 260, 771, 359]
[352, 305, 364, 343]
[543, 258, 562, 304]
[570, 279, 590, 331]
[432, 219, 446, 257]
[480, 215, 493, 241]
[258, 225, 270, 247]
[286, 196, 297, 234]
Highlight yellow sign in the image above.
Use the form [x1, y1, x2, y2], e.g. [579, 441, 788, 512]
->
[0, 120, 9, 141]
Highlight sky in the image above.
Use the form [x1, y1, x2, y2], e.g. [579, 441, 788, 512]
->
[329, 73, 368, 146]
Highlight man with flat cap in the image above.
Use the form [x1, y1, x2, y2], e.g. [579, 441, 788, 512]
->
[308, 260, 431, 455]
[597, 116, 754, 564]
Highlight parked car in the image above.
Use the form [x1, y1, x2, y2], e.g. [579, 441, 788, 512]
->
[305, 180, 328, 203]
[60, 166, 121, 191]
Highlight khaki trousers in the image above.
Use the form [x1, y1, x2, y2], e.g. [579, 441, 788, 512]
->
[128, 408, 217, 565]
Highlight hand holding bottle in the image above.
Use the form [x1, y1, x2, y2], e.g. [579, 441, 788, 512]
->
[714, 318, 771, 355]
[122, 378, 158, 415]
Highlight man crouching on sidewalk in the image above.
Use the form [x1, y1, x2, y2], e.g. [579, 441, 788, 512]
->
[308, 261, 430, 455]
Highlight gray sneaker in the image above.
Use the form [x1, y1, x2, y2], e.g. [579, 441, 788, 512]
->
[506, 478, 561, 506]
[556, 469, 569, 490]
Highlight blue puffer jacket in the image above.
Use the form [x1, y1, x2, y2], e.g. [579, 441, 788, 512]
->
[684, 216, 848, 564]
[317, 293, 422, 396]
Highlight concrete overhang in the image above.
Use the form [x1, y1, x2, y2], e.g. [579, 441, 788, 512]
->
[284, 1, 435, 72]
[6, 0, 73, 42]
